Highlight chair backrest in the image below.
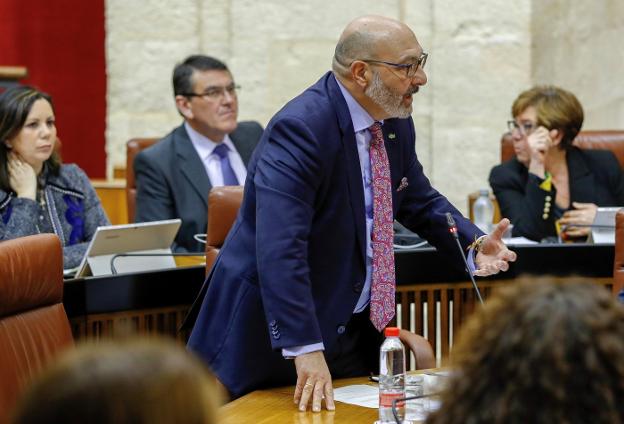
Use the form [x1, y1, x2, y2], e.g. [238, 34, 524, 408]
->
[126, 138, 159, 222]
[205, 186, 244, 274]
[501, 130, 624, 167]
[0, 234, 74, 423]
[613, 210, 624, 295]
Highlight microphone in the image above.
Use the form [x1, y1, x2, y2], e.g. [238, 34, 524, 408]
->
[445, 212, 484, 305]
[109, 252, 205, 275]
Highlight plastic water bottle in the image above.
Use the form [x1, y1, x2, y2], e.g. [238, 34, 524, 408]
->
[473, 189, 494, 233]
[378, 327, 406, 423]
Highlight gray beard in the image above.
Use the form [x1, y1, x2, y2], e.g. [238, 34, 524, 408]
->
[365, 71, 412, 119]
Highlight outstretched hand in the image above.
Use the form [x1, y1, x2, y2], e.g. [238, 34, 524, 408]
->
[474, 218, 517, 277]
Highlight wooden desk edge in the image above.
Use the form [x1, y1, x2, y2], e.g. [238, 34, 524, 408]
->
[91, 178, 126, 189]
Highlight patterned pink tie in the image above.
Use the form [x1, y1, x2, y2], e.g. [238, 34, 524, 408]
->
[368, 122, 396, 332]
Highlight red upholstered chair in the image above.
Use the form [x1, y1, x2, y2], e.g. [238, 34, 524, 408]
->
[204, 185, 244, 275]
[0, 234, 74, 423]
[399, 329, 436, 370]
[469, 130, 624, 224]
[499, 130, 624, 166]
[613, 210, 624, 295]
[125, 138, 159, 222]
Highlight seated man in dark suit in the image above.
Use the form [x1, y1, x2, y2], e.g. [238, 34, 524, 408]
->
[134, 55, 263, 252]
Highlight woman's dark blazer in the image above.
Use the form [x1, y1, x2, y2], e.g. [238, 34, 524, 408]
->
[489, 147, 624, 241]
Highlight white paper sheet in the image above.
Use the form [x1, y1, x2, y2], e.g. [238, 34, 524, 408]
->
[333, 384, 379, 408]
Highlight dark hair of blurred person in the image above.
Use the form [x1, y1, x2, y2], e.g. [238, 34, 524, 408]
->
[172, 55, 229, 98]
[426, 278, 624, 424]
[12, 338, 221, 424]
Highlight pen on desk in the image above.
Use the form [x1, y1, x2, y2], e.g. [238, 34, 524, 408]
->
[369, 374, 379, 382]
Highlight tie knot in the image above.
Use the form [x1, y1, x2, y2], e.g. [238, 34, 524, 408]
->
[369, 122, 384, 147]
[213, 143, 230, 159]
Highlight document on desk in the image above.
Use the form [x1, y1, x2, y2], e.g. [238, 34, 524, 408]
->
[333, 385, 379, 408]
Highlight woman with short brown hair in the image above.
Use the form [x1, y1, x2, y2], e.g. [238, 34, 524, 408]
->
[489, 85, 624, 241]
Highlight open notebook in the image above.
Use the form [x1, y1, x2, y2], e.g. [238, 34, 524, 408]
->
[73, 219, 182, 278]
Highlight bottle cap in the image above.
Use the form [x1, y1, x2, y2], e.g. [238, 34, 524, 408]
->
[384, 327, 400, 337]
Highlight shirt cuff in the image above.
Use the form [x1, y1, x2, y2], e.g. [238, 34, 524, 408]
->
[282, 343, 325, 359]
[467, 235, 487, 274]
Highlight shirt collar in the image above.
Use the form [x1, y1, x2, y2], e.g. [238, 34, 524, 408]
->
[335, 77, 380, 133]
[184, 121, 235, 160]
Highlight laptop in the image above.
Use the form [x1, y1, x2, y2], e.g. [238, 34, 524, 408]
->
[588, 207, 621, 244]
[73, 219, 182, 278]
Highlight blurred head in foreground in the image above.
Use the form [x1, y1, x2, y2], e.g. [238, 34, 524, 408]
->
[13, 338, 221, 424]
[426, 278, 624, 424]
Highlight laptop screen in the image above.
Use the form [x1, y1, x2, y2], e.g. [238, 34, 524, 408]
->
[73, 219, 182, 278]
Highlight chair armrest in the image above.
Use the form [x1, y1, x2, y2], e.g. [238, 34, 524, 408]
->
[399, 329, 435, 370]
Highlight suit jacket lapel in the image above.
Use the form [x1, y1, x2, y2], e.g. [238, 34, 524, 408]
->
[382, 120, 404, 214]
[174, 125, 211, 208]
[230, 126, 255, 165]
[328, 74, 367, 265]
[382, 120, 402, 183]
[568, 147, 595, 203]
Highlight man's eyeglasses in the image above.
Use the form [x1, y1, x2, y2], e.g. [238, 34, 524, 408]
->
[507, 120, 536, 136]
[360, 52, 428, 79]
[182, 84, 240, 100]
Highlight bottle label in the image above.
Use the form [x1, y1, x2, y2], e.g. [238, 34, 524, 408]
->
[379, 391, 405, 408]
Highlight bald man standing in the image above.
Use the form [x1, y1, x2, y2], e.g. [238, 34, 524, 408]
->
[187, 15, 516, 411]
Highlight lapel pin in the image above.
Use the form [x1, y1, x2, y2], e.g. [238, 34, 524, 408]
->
[388, 133, 396, 140]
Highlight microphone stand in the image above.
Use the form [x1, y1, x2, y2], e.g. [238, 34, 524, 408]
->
[391, 392, 442, 423]
[445, 213, 484, 305]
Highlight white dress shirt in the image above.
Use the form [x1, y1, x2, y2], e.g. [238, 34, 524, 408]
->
[184, 122, 247, 186]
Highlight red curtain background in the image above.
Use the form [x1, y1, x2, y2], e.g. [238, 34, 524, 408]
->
[0, 0, 106, 177]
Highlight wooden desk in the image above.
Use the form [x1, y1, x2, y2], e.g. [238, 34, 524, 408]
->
[62, 244, 614, 358]
[64, 263, 205, 341]
[219, 376, 378, 424]
[91, 178, 127, 225]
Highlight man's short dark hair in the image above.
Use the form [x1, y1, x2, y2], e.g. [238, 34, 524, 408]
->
[172, 55, 229, 96]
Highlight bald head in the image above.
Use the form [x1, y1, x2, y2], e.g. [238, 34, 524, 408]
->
[332, 15, 415, 75]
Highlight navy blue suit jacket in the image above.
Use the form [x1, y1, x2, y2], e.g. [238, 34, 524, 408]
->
[187, 72, 481, 397]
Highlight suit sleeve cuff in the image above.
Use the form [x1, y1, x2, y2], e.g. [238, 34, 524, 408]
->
[282, 343, 325, 359]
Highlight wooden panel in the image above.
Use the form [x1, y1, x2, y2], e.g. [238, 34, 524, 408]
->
[113, 166, 126, 179]
[70, 305, 190, 342]
[395, 277, 613, 361]
[92, 178, 127, 225]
